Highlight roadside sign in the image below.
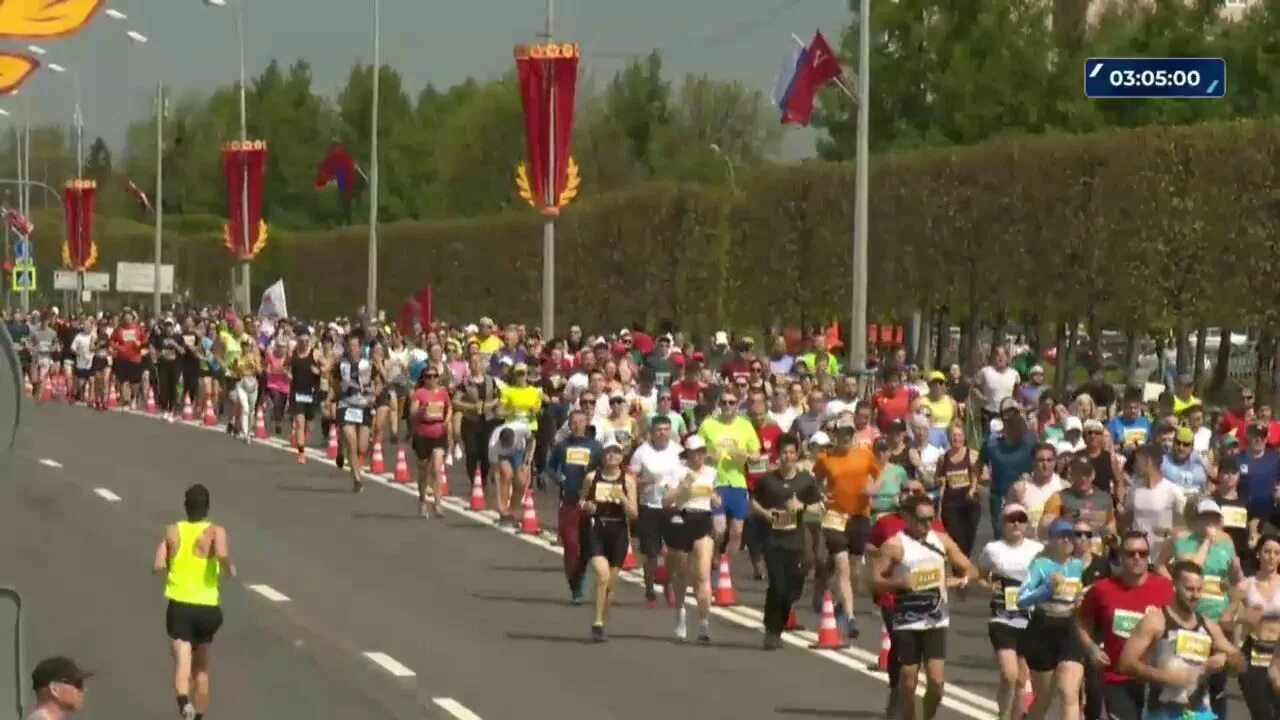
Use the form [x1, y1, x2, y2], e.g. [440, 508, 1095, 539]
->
[12, 239, 28, 263]
[53, 271, 109, 292]
[10, 266, 34, 292]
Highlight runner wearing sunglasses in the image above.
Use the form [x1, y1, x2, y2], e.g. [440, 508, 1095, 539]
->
[975, 503, 1043, 720]
[1016, 518, 1089, 720]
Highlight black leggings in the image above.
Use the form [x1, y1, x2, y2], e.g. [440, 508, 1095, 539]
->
[266, 389, 289, 428]
[1239, 639, 1280, 720]
[462, 416, 495, 483]
[762, 540, 807, 634]
[155, 360, 180, 413]
[180, 361, 198, 404]
[940, 492, 979, 556]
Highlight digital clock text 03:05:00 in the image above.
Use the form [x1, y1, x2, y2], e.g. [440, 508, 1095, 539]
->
[1108, 69, 1202, 87]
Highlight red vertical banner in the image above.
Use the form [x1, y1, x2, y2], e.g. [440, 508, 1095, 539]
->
[398, 285, 433, 336]
[61, 179, 97, 271]
[222, 139, 269, 260]
[513, 42, 581, 215]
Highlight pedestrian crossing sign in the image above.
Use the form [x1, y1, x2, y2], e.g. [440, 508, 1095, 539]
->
[10, 265, 35, 291]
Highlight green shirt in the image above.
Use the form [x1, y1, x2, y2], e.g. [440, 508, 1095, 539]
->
[698, 414, 760, 490]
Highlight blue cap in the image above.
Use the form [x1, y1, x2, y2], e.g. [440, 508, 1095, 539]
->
[1048, 519, 1075, 538]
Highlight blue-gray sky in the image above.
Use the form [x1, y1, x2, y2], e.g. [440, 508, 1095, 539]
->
[4, 0, 849, 160]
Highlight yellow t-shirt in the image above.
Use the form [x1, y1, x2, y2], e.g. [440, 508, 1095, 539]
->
[698, 415, 760, 490]
[501, 384, 543, 430]
[475, 335, 503, 358]
[922, 395, 955, 428]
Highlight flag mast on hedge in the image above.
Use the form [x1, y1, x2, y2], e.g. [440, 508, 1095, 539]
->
[514, 0, 581, 339]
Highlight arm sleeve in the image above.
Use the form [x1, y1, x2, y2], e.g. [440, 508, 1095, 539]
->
[1016, 560, 1053, 608]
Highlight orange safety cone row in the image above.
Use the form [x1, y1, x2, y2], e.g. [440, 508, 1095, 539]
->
[784, 609, 804, 631]
[393, 446, 410, 483]
[810, 592, 847, 649]
[469, 469, 486, 511]
[202, 398, 217, 426]
[519, 488, 540, 534]
[326, 424, 339, 459]
[181, 395, 194, 421]
[713, 553, 737, 606]
[370, 441, 385, 474]
[622, 542, 636, 571]
[253, 406, 268, 439]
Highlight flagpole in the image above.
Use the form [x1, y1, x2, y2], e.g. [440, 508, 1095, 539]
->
[850, 0, 870, 370]
[366, 0, 380, 324]
[540, 0, 556, 339]
[236, 0, 250, 315]
[153, 80, 164, 317]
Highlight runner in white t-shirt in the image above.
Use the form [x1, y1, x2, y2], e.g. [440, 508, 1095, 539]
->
[629, 415, 684, 606]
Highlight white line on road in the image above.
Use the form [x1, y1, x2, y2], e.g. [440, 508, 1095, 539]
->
[247, 584, 291, 602]
[92, 488, 121, 502]
[433, 698, 483, 720]
[127, 407, 998, 717]
[38, 458, 62, 468]
[362, 651, 415, 678]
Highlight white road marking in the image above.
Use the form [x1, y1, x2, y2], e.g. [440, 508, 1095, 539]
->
[128, 407, 998, 717]
[38, 458, 62, 468]
[362, 651, 415, 678]
[247, 584, 291, 602]
[433, 698, 483, 720]
[93, 488, 121, 502]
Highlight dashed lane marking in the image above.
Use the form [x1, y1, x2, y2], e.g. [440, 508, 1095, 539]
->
[362, 651, 416, 678]
[433, 698, 483, 720]
[38, 458, 62, 468]
[247, 584, 291, 602]
[93, 488, 121, 502]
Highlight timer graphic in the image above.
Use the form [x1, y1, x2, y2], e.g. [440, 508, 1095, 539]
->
[1084, 58, 1226, 99]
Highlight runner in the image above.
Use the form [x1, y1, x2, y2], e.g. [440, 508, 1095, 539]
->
[26, 311, 57, 403]
[109, 308, 149, 409]
[698, 388, 759, 577]
[937, 423, 980, 555]
[628, 414, 683, 605]
[26, 656, 90, 719]
[288, 330, 321, 463]
[1041, 457, 1116, 555]
[335, 333, 375, 491]
[498, 362, 542, 511]
[1226, 534, 1280, 719]
[975, 503, 1043, 720]
[68, 317, 95, 404]
[1115, 560, 1242, 720]
[1209, 457, 1253, 573]
[663, 435, 719, 644]
[1016, 518, 1088, 720]
[487, 421, 533, 524]
[1123, 445, 1188, 561]
[153, 484, 235, 720]
[872, 494, 976, 720]
[753, 433, 822, 649]
[1006, 442, 1066, 538]
[409, 364, 451, 518]
[814, 415, 880, 639]
[232, 341, 262, 443]
[547, 409, 602, 603]
[580, 437, 639, 641]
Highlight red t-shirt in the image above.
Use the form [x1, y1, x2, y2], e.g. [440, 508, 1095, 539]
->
[669, 380, 704, 418]
[747, 422, 784, 491]
[719, 357, 752, 383]
[413, 387, 451, 439]
[869, 513, 946, 610]
[873, 387, 916, 433]
[1078, 573, 1175, 684]
[110, 323, 148, 364]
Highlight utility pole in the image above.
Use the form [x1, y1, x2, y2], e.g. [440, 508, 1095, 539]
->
[152, 81, 164, 317]
[366, 0, 380, 323]
[235, 0, 251, 315]
[849, 0, 870, 371]
[540, 0, 556, 338]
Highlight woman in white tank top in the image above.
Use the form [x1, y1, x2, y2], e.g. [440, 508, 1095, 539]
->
[1226, 534, 1280, 719]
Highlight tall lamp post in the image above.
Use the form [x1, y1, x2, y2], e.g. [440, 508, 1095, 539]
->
[850, 0, 870, 371]
[204, 0, 251, 314]
[366, 0, 380, 323]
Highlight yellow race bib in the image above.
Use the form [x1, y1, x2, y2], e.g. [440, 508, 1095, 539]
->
[689, 483, 714, 499]
[425, 401, 445, 420]
[565, 447, 591, 467]
[945, 471, 969, 490]
[910, 566, 942, 592]
[822, 509, 849, 531]
[593, 482, 624, 503]
[1174, 630, 1211, 664]
[1250, 647, 1273, 668]
[771, 510, 798, 531]
[1053, 577, 1082, 603]
[1222, 505, 1248, 529]
[1003, 586, 1020, 612]
[1202, 575, 1226, 601]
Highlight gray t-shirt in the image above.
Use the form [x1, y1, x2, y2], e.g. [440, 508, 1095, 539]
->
[30, 327, 57, 360]
[26, 708, 58, 720]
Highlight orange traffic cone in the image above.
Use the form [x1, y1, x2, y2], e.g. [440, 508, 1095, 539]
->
[810, 592, 847, 649]
[622, 542, 636, 571]
[469, 469, 486, 511]
[39, 383, 52, 401]
[326, 424, 339, 459]
[106, 383, 119, 409]
[202, 398, 217, 426]
[877, 621, 892, 670]
[370, 441, 385, 474]
[784, 609, 804, 631]
[181, 395, 194, 421]
[253, 406, 268, 439]
[519, 489, 540, 534]
[435, 475, 450, 500]
[393, 446, 410, 483]
[655, 552, 669, 585]
[713, 554, 737, 606]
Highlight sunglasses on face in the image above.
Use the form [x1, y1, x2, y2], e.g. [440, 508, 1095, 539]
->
[1074, 531, 1094, 539]
[610, 398, 625, 405]
[1006, 514, 1029, 524]
[1175, 441, 1192, 448]
[914, 514, 936, 523]
[721, 400, 738, 407]
[1122, 549, 1150, 559]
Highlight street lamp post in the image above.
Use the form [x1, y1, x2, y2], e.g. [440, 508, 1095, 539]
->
[540, 0, 555, 338]
[850, 0, 871, 371]
[366, 0, 380, 323]
[708, 143, 736, 193]
[204, 0, 251, 314]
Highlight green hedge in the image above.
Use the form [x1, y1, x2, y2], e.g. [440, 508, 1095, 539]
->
[24, 120, 1280, 332]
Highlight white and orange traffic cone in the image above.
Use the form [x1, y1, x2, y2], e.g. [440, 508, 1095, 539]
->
[253, 406, 268, 439]
[145, 382, 158, 414]
[810, 592, 847, 649]
[784, 609, 804, 631]
[106, 383, 119, 409]
[713, 553, 737, 606]
[181, 395, 194, 421]
[393, 446, 410, 483]
[469, 469, 486, 511]
[202, 398, 217, 426]
[519, 489, 540, 534]
[326, 424, 339, 460]
[655, 552, 669, 585]
[435, 475, 450, 500]
[370, 441, 386, 474]
[622, 542, 636, 571]
[877, 620, 892, 670]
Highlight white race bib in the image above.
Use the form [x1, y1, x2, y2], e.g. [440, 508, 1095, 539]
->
[344, 407, 364, 424]
[1222, 505, 1248, 529]
[293, 393, 313, 404]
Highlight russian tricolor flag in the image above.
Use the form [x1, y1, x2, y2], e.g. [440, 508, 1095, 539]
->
[772, 31, 843, 127]
[314, 141, 362, 201]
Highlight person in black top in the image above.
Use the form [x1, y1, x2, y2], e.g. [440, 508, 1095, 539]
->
[150, 318, 189, 419]
[288, 330, 322, 461]
[579, 437, 638, 642]
[752, 433, 823, 649]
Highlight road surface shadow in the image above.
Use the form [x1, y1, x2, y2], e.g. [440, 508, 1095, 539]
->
[350, 511, 423, 521]
[275, 484, 350, 494]
[472, 593, 574, 608]
[506, 630, 759, 650]
[775, 708, 881, 718]
[489, 565, 561, 573]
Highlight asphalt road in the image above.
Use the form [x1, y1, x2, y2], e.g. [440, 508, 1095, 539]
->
[0, 400, 1249, 719]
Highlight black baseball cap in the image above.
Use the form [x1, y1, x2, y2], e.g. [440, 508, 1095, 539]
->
[31, 656, 90, 691]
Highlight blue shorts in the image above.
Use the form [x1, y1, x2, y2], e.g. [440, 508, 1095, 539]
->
[498, 451, 526, 470]
[1143, 708, 1214, 720]
[713, 487, 750, 521]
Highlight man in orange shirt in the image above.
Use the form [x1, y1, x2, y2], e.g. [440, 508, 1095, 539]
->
[813, 416, 880, 639]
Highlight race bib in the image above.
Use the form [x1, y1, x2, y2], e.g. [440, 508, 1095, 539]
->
[1053, 577, 1082, 603]
[293, 393, 314, 404]
[1111, 609, 1144, 639]
[1202, 575, 1225, 600]
[1250, 647, 1273, 668]
[689, 483, 714, 499]
[748, 456, 768, 474]
[593, 482, 624, 503]
[1091, 537, 1104, 555]
[121, 330, 137, 343]
[37, 341, 50, 352]
[946, 471, 969, 490]
[343, 407, 364, 424]
[910, 566, 942, 592]
[1222, 505, 1248, 529]
[615, 430, 633, 446]
[679, 399, 696, 414]
[565, 447, 591, 467]
[425, 402, 445, 421]
[1123, 428, 1146, 445]
[821, 509, 849, 531]
[1028, 508, 1044, 527]
[655, 372, 671, 387]
[1003, 586, 1020, 612]
[1173, 629, 1211, 664]
[771, 510, 798, 531]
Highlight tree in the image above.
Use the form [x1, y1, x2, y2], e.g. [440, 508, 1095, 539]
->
[650, 74, 781, 186]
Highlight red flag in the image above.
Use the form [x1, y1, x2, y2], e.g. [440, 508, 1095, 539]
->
[514, 43, 580, 215]
[62, 179, 97, 271]
[398, 286, 432, 336]
[314, 141, 360, 201]
[780, 30, 842, 126]
[125, 180, 152, 212]
[222, 140, 269, 260]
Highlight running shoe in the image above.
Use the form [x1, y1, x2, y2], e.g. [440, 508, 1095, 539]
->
[180, 701, 196, 720]
[697, 621, 712, 644]
[590, 624, 606, 643]
[674, 607, 687, 641]
[644, 589, 657, 608]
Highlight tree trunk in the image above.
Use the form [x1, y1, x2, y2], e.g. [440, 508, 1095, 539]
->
[1124, 328, 1141, 387]
[915, 307, 932, 367]
[1054, 320, 1070, 393]
[1210, 327, 1232, 392]
[1193, 324, 1208, 387]
[1086, 310, 1103, 376]
[933, 306, 947, 370]
[1174, 323, 1191, 378]
[963, 311, 981, 375]
[1064, 319, 1080, 390]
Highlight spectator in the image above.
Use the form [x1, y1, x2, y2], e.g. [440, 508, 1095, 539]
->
[26, 656, 89, 719]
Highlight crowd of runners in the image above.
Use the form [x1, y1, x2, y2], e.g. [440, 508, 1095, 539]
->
[12, 304, 1280, 720]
